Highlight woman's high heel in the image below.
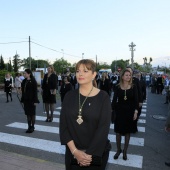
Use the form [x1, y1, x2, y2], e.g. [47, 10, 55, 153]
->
[123, 150, 127, 160]
[114, 149, 122, 159]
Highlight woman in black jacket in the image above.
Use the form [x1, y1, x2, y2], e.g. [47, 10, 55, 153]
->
[42, 65, 57, 122]
[21, 69, 39, 133]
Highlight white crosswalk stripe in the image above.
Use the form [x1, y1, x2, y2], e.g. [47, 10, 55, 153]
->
[0, 103, 147, 169]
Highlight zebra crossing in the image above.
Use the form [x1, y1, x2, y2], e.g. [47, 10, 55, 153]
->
[0, 101, 147, 169]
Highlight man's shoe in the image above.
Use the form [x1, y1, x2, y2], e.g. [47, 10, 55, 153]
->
[165, 162, 170, 167]
[164, 102, 168, 104]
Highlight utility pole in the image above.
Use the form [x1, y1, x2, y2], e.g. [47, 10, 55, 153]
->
[129, 42, 136, 69]
[82, 53, 84, 59]
[29, 36, 31, 70]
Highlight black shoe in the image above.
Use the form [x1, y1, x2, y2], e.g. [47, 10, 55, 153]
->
[123, 150, 127, 160]
[114, 149, 122, 159]
[164, 102, 168, 104]
[45, 118, 49, 122]
[165, 162, 170, 167]
[49, 118, 53, 122]
[6, 100, 9, 103]
[26, 128, 31, 133]
[11, 98, 12, 101]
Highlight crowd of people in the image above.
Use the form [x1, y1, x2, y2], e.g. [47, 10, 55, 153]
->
[3, 59, 170, 169]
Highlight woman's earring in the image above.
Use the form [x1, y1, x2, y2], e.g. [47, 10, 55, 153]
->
[92, 78, 94, 81]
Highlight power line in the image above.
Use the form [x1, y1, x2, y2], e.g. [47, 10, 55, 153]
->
[31, 41, 82, 59]
[0, 41, 28, 44]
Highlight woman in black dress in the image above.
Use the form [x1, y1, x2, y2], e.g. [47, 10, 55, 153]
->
[60, 76, 72, 103]
[4, 73, 12, 103]
[99, 72, 110, 95]
[112, 69, 138, 161]
[42, 65, 57, 122]
[59, 59, 112, 170]
[21, 69, 39, 133]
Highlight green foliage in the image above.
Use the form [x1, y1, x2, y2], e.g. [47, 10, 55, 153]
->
[96, 62, 110, 71]
[0, 55, 5, 70]
[13, 54, 22, 72]
[22, 57, 49, 71]
[53, 58, 71, 74]
[111, 59, 129, 72]
[0, 70, 15, 84]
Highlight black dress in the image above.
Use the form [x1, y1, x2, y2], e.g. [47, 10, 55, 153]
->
[112, 85, 139, 134]
[59, 89, 112, 170]
[60, 82, 72, 102]
[21, 78, 39, 116]
[42, 73, 57, 103]
[4, 78, 12, 93]
[99, 79, 110, 95]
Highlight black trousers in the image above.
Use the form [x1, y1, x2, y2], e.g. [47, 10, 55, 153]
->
[65, 146, 110, 170]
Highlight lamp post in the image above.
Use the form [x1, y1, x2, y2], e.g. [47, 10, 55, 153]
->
[129, 42, 136, 69]
[82, 53, 84, 59]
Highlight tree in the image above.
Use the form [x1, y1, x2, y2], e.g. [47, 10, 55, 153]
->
[0, 55, 5, 70]
[13, 54, 23, 72]
[8, 59, 12, 72]
[110, 59, 127, 72]
[53, 58, 71, 74]
[96, 62, 110, 71]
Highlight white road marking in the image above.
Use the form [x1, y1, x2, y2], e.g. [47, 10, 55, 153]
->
[140, 114, 146, 117]
[141, 109, 147, 113]
[56, 107, 62, 110]
[36, 116, 146, 132]
[138, 119, 146, 123]
[0, 132, 143, 169]
[6, 122, 144, 146]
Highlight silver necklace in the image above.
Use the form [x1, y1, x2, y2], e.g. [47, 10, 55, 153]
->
[77, 86, 93, 125]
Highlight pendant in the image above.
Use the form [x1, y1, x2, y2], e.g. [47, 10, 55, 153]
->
[124, 96, 127, 100]
[77, 115, 83, 125]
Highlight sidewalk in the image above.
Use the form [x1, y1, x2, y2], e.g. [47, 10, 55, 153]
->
[0, 149, 65, 170]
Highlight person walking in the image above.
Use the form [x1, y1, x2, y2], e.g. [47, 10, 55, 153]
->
[21, 69, 39, 133]
[59, 59, 112, 170]
[112, 69, 138, 161]
[4, 73, 13, 103]
[42, 65, 57, 122]
[15, 73, 22, 94]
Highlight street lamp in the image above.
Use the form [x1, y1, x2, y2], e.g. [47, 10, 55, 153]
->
[129, 42, 136, 69]
[82, 53, 84, 59]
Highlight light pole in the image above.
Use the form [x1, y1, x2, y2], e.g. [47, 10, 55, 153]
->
[82, 53, 84, 59]
[129, 42, 136, 69]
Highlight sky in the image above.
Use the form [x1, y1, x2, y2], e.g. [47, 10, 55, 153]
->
[0, 0, 170, 67]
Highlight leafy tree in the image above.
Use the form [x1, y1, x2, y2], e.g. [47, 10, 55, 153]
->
[8, 59, 12, 72]
[0, 55, 5, 70]
[12, 54, 23, 72]
[96, 62, 110, 71]
[22, 57, 49, 71]
[142, 57, 153, 72]
[111, 59, 127, 72]
[53, 58, 71, 74]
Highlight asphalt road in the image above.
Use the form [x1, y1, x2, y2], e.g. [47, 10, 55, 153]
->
[0, 88, 169, 170]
